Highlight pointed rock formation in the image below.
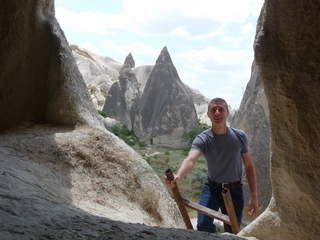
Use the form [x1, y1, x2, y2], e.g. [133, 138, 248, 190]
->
[124, 52, 135, 68]
[133, 47, 198, 148]
[103, 53, 141, 130]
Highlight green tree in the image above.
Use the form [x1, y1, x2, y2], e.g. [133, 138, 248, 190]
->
[184, 121, 210, 146]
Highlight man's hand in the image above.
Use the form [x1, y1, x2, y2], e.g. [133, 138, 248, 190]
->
[248, 195, 258, 215]
[164, 174, 179, 189]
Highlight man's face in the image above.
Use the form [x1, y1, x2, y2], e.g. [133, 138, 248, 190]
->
[207, 101, 230, 125]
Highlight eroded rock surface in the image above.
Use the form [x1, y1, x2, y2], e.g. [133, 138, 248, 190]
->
[239, 1, 320, 239]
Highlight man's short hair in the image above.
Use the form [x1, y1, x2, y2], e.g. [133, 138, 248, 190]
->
[208, 98, 229, 111]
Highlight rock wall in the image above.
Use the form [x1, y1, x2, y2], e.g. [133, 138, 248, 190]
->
[239, 1, 320, 239]
[0, 1, 102, 132]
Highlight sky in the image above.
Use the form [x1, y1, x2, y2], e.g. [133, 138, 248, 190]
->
[55, 0, 264, 110]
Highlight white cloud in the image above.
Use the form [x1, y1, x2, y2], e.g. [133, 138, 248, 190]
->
[56, 0, 264, 38]
[54, 0, 263, 108]
[179, 71, 204, 88]
[241, 23, 256, 38]
[80, 43, 98, 53]
[178, 46, 253, 74]
[55, 7, 135, 35]
[221, 36, 239, 45]
[102, 40, 161, 65]
[221, 86, 234, 90]
[122, 0, 263, 23]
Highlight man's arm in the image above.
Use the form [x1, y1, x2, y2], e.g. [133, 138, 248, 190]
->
[242, 151, 259, 215]
[165, 149, 201, 188]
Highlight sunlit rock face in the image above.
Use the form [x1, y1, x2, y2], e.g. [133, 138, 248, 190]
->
[239, 1, 320, 239]
[133, 47, 198, 148]
[71, 45, 121, 111]
[230, 60, 271, 218]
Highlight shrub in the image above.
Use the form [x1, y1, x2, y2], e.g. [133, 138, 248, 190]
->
[139, 141, 147, 147]
[164, 150, 170, 155]
[127, 140, 135, 146]
[182, 146, 191, 152]
[120, 128, 130, 136]
[197, 159, 206, 164]
[191, 169, 207, 185]
[193, 190, 202, 197]
[98, 110, 110, 118]
[184, 121, 210, 146]
[181, 151, 188, 156]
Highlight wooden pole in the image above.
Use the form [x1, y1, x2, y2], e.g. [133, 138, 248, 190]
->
[165, 169, 193, 229]
[222, 188, 240, 234]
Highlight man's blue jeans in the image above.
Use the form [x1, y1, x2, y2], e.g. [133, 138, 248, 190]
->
[196, 179, 244, 233]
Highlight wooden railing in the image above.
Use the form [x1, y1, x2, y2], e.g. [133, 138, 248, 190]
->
[165, 169, 239, 234]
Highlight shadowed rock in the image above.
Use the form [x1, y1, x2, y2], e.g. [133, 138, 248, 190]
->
[0, 1, 102, 132]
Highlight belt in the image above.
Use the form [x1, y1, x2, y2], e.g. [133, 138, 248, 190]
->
[207, 176, 243, 189]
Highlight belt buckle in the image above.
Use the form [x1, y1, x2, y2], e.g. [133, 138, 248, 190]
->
[221, 183, 228, 188]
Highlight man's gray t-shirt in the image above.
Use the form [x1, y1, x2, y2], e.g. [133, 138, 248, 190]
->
[191, 127, 249, 183]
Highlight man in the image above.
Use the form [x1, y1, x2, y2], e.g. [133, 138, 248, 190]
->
[166, 97, 258, 233]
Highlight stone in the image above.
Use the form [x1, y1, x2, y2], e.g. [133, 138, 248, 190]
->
[239, 1, 320, 239]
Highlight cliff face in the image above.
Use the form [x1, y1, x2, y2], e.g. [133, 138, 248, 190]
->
[239, 1, 320, 239]
[0, 1, 101, 132]
[133, 47, 198, 148]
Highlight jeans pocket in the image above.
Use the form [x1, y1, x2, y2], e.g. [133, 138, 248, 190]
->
[231, 186, 244, 196]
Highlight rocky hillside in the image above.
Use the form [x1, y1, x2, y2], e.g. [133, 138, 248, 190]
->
[72, 45, 210, 147]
